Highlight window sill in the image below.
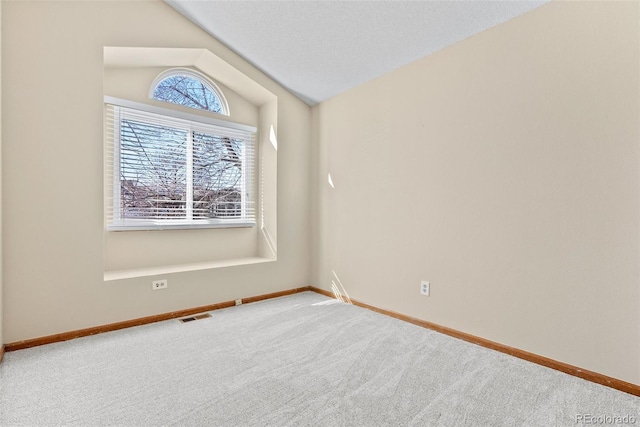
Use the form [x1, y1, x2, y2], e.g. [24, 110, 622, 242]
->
[103, 256, 275, 281]
[107, 220, 255, 232]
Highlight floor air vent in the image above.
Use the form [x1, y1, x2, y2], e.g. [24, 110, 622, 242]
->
[179, 313, 211, 323]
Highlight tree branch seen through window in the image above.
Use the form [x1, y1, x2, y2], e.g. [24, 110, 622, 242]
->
[152, 74, 225, 114]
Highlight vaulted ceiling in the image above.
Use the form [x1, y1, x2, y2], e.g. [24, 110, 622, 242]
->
[165, 1, 548, 105]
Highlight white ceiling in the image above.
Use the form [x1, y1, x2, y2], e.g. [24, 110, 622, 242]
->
[165, 1, 548, 106]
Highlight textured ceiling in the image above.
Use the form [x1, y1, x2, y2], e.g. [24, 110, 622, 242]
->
[165, 1, 548, 105]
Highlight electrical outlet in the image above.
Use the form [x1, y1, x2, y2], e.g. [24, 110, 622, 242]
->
[421, 281, 430, 296]
[152, 279, 168, 290]
[235, 299, 242, 306]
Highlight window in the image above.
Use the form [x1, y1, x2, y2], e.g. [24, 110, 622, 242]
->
[105, 97, 255, 231]
[150, 69, 229, 115]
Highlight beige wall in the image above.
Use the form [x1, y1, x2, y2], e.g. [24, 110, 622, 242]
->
[2, 1, 310, 342]
[312, 1, 640, 384]
[0, 0, 3, 348]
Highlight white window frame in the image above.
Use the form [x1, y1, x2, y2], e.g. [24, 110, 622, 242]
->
[105, 96, 256, 232]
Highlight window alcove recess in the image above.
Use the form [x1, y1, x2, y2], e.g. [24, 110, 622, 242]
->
[103, 48, 278, 280]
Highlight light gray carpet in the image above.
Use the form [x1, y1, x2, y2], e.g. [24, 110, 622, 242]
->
[0, 291, 638, 426]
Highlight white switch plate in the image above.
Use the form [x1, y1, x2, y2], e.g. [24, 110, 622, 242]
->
[421, 281, 430, 296]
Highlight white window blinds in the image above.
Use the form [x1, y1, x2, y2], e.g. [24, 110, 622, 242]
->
[105, 98, 256, 231]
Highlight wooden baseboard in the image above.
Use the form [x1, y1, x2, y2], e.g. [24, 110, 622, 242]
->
[0, 345, 5, 364]
[309, 286, 640, 397]
[5, 286, 311, 352]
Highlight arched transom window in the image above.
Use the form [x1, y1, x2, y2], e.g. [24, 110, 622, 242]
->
[150, 69, 229, 115]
